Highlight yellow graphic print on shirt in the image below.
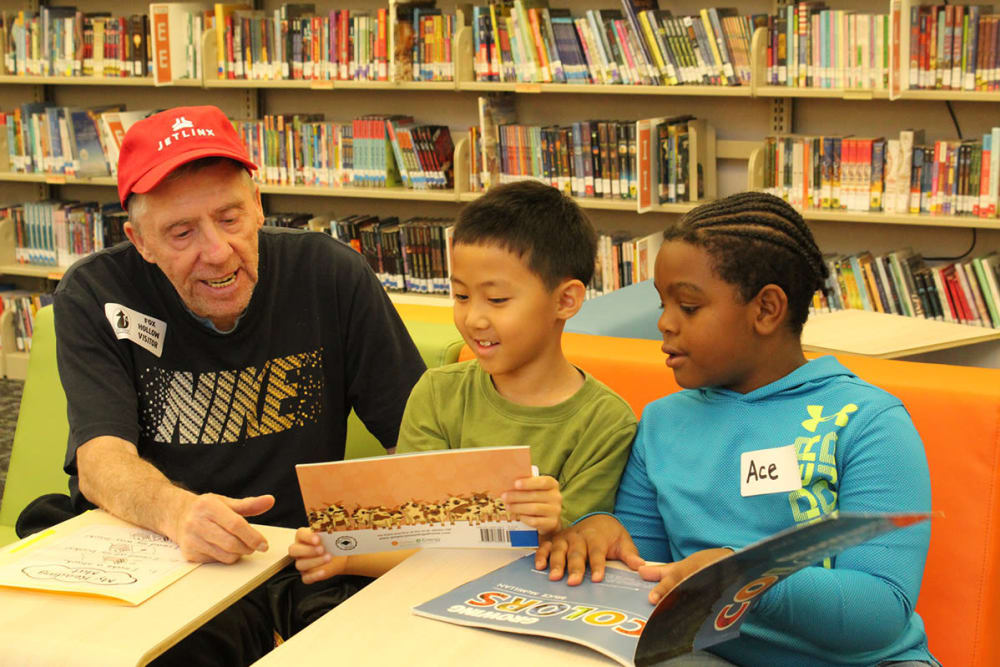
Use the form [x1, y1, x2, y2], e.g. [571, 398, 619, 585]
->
[138, 348, 324, 444]
[788, 403, 858, 524]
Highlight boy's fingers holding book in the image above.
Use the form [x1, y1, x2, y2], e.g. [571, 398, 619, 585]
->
[289, 528, 327, 560]
[643, 548, 734, 604]
[610, 534, 645, 572]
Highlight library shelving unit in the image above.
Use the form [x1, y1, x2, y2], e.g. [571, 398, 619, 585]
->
[0, 218, 61, 380]
[3, 0, 1000, 366]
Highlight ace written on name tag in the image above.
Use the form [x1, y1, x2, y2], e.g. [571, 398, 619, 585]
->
[740, 444, 802, 497]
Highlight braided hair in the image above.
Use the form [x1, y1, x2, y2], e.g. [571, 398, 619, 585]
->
[665, 192, 829, 334]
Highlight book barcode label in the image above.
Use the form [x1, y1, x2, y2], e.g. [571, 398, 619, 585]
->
[479, 528, 510, 543]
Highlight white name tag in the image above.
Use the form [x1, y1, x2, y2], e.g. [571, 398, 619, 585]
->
[740, 444, 802, 497]
[104, 303, 167, 358]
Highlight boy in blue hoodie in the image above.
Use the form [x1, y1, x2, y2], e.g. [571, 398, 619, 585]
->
[539, 192, 936, 666]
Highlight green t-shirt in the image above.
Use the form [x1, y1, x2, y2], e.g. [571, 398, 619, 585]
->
[397, 360, 637, 527]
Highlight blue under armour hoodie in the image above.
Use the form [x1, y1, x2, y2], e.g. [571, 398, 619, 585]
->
[615, 355, 936, 666]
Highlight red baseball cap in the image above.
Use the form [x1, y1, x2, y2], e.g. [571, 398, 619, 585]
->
[117, 105, 257, 208]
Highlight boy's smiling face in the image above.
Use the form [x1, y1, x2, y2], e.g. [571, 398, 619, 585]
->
[653, 240, 764, 393]
[450, 242, 563, 383]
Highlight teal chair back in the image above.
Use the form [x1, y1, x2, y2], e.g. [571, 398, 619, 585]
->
[0, 306, 70, 546]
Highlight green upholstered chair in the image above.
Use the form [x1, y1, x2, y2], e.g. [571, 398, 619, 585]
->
[0, 306, 463, 546]
[344, 318, 465, 459]
[0, 306, 70, 546]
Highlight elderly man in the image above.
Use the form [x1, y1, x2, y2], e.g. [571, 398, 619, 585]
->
[46, 105, 426, 663]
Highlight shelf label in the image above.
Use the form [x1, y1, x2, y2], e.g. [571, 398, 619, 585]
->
[45, 175, 67, 184]
[310, 80, 335, 90]
[513, 83, 542, 94]
[842, 90, 873, 100]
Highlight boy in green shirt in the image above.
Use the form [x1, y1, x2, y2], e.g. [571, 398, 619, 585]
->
[291, 180, 637, 582]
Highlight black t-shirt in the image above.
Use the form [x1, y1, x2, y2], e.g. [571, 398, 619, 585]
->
[54, 227, 426, 528]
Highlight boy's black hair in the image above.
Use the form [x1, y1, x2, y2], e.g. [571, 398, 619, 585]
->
[453, 181, 597, 289]
[666, 191, 829, 334]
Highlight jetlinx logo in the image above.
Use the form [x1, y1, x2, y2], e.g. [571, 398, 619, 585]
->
[156, 115, 215, 151]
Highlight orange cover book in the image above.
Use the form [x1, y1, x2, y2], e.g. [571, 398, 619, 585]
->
[296, 447, 539, 556]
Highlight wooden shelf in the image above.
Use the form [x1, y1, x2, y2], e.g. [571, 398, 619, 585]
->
[799, 209, 1000, 231]
[0, 264, 64, 280]
[754, 85, 890, 100]
[898, 89, 1000, 102]
[0, 74, 201, 87]
[389, 292, 451, 307]
[456, 81, 752, 96]
[458, 191, 702, 214]
[0, 172, 115, 186]
[258, 184, 459, 201]
[203, 78, 456, 90]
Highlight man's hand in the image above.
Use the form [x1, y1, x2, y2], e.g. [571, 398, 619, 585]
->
[535, 514, 645, 585]
[289, 528, 349, 584]
[504, 475, 562, 537]
[169, 492, 275, 564]
[638, 548, 734, 604]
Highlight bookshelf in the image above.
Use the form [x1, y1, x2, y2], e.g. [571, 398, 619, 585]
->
[3, 0, 1000, 368]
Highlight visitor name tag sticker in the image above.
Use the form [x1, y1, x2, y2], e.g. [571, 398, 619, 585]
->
[740, 444, 802, 497]
[104, 303, 167, 358]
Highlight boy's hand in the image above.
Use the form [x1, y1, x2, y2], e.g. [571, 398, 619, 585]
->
[638, 547, 734, 604]
[289, 527, 348, 584]
[503, 475, 561, 536]
[536, 514, 645, 586]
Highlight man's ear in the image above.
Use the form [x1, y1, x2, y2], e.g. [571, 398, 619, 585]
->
[123, 221, 154, 263]
[554, 279, 586, 321]
[751, 284, 790, 335]
[253, 185, 265, 228]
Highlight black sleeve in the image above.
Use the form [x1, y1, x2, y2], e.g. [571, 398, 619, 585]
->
[334, 246, 427, 450]
[54, 265, 142, 477]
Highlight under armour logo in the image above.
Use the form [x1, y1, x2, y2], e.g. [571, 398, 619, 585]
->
[171, 116, 194, 132]
[801, 404, 858, 432]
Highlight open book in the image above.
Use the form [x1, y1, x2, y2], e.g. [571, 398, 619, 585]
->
[413, 512, 930, 665]
[296, 446, 540, 556]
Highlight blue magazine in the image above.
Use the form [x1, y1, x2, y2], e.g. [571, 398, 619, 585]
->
[412, 512, 929, 666]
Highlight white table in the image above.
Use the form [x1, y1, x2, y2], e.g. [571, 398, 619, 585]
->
[0, 510, 294, 666]
[254, 548, 622, 666]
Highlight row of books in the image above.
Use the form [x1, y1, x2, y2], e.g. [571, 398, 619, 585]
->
[0, 289, 52, 354]
[213, 5, 395, 82]
[764, 7, 890, 90]
[4, 201, 125, 268]
[215, 2, 460, 83]
[906, 4, 1000, 92]
[328, 206, 665, 301]
[394, 3, 455, 82]
[490, 120, 638, 200]
[815, 249, 1000, 329]
[2, 5, 204, 84]
[472, 3, 762, 87]
[2, 9, 154, 79]
[333, 215, 452, 295]
[231, 115, 454, 190]
[469, 95, 715, 206]
[761, 128, 1000, 218]
[593, 229, 661, 298]
[3, 104, 155, 178]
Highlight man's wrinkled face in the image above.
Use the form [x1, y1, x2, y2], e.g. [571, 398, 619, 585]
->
[125, 161, 264, 331]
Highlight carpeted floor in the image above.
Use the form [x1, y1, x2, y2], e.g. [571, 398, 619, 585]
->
[0, 379, 24, 500]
